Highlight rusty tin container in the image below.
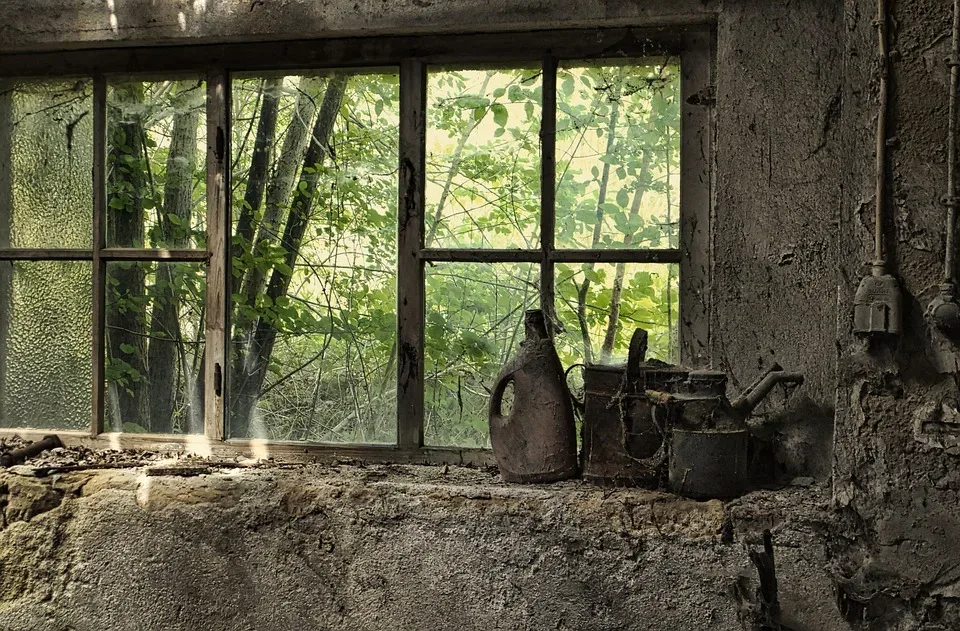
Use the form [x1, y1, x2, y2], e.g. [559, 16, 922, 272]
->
[579, 330, 688, 487]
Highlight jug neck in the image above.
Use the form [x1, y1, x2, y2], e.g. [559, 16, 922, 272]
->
[524, 309, 549, 341]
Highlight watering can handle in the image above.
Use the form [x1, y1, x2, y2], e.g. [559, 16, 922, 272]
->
[489, 373, 516, 427]
[564, 363, 586, 414]
[627, 328, 649, 381]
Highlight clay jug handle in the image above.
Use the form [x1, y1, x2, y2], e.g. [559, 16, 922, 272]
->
[489, 373, 516, 426]
[564, 363, 586, 414]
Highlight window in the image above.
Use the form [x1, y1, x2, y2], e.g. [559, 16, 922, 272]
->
[0, 28, 711, 462]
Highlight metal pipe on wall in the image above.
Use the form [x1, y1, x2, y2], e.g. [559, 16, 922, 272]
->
[944, 0, 960, 283]
[853, 0, 902, 337]
[927, 0, 960, 338]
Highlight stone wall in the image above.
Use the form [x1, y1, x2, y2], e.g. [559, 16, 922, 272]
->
[0, 465, 846, 631]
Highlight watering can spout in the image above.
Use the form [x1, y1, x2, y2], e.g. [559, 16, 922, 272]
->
[730, 369, 804, 415]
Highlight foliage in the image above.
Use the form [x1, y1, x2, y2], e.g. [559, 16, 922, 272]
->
[94, 61, 680, 445]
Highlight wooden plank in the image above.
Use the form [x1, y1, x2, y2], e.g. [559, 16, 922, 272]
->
[0, 428, 497, 467]
[540, 55, 558, 329]
[679, 30, 714, 368]
[0, 248, 93, 260]
[0, 28, 686, 78]
[204, 69, 229, 442]
[100, 248, 209, 262]
[421, 248, 541, 263]
[550, 248, 682, 264]
[397, 59, 427, 450]
[91, 75, 107, 435]
[420, 248, 681, 264]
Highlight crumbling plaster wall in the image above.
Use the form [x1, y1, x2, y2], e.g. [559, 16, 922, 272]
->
[831, 0, 960, 629]
[1, 0, 958, 629]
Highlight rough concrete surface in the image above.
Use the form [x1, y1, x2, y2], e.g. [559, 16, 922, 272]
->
[0, 464, 846, 631]
[0, 0, 717, 52]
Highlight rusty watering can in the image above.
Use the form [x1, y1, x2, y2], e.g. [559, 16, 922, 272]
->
[649, 364, 804, 499]
[488, 309, 579, 483]
[574, 329, 688, 487]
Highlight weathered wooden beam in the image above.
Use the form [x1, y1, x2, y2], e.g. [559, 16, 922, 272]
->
[397, 59, 427, 449]
[204, 69, 229, 442]
[540, 54, 558, 328]
[91, 75, 107, 435]
[421, 248, 541, 263]
[550, 249, 682, 264]
[0, 28, 689, 77]
[0, 248, 93, 260]
[100, 248, 210, 262]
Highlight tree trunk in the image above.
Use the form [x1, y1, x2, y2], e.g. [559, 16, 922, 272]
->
[231, 74, 348, 438]
[106, 84, 150, 430]
[236, 76, 324, 321]
[146, 84, 201, 434]
[424, 71, 494, 247]
[232, 77, 281, 295]
[575, 76, 622, 365]
[600, 147, 653, 361]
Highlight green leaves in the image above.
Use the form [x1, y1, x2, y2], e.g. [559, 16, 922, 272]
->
[491, 103, 508, 128]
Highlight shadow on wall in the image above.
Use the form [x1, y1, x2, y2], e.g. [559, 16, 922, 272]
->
[749, 395, 834, 484]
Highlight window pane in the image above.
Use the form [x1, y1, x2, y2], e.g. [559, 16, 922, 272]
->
[0, 261, 92, 430]
[105, 261, 205, 434]
[229, 71, 399, 443]
[106, 78, 206, 248]
[556, 60, 680, 250]
[555, 262, 678, 366]
[0, 80, 93, 249]
[425, 262, 538, 448]
[426, 67, 541, 249]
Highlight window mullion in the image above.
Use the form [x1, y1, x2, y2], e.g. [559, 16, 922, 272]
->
[540, 55, 558, 329]
[204, 69, 229, 442]
[91, 75, 107, 436]
[397, 59, 427, 450]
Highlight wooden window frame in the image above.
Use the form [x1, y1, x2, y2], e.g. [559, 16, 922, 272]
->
[0, 26, 713, 465]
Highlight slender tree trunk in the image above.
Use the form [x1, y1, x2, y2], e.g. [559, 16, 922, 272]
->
[575, 77, 622, 365]
[425, 71, 494, 247]
[147, 84, 201, 433]
[237, 76, 323, 317]
[600, 147, 653, 361]
[231, 74, 347, 437]
[0, 83, 12, 425]
[106, 84, 150, 430]
[232, 77, 281, 295]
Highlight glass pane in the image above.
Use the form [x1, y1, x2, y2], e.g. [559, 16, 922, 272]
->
[105, 261, 205, 434]
[229, 71, 399, 443]
[0, 261, 92, 430]
[106, 78, 206, 248]
[425, 262, 538, 448]
[426, 67, 541, 249]
[555, 262, 678, 367]
[555, 60, 680, 250]
[0, 80, 94, 249]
